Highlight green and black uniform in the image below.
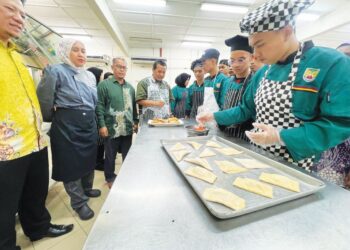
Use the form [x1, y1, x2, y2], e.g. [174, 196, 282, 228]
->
[171, 85, 188, 118]
[186, 81, 204, 118]
[204, 72, 229, 109]
[219, 75, 253, 140]
[214, 41, 350, 166]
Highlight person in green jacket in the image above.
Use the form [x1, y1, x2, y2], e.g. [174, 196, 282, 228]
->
[218, 59, 230, 77]
[96, 57, 138, 187]
[171, 73, 190, 118]
[219, 35, 254, 141]
[200, 48, 230, 109]
[197, 0, 350, 171]
[186, 59, 205, 118]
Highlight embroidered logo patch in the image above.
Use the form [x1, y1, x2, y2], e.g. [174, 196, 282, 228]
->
[303, 68, 320, 82]
[216, 83, 221, 88]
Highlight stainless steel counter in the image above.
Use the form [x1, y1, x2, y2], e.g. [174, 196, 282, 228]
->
[84, 123, 350, 250]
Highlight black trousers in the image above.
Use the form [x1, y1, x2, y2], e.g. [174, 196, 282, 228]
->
[63, 171, 94, 210]
[0, 148, 51, 250]
[104, 135, 132, 182]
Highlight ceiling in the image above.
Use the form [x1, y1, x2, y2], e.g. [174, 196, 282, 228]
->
[25, 0, 350, 56]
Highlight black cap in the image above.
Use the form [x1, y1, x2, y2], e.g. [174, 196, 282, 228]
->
[337, 43, 350, 49]
[225, 35, 253, 53]
[200, 48, 220, 61]
[175, 73, 191, 88]
[190, 59, 203, 71]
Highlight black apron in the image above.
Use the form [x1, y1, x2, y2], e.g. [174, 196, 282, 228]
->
[222, 75, 253, 141]
[50, 108, 97, 182]
[173, 89, 187, 118]
[189, 86, 204, 119]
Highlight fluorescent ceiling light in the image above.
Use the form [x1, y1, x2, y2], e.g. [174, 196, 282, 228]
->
[201, 3, 248, 14]
[62, 34, 92, 41]
[113, 0, 166, 7]
[182, 41, 212, 48]
[297, 13, 320, 22]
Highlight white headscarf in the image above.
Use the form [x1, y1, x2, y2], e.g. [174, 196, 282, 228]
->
[57, 38, 96, 88]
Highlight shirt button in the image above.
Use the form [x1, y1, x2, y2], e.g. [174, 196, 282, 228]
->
[83, 113, 86, 116]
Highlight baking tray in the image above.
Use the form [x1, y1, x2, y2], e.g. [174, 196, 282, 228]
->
[148, 119, 184, 127]
[161, 135, 325, 219]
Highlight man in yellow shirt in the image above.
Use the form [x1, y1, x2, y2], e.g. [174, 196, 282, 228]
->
[0, 1, 73, 249]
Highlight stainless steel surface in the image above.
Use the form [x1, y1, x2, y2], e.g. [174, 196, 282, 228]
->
[84, 122, 350, 250]
[161, 136, 325, 219]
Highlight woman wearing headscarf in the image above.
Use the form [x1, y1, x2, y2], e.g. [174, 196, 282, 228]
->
[87, 67, 105, 172]
[37, 38, 100, 221]
[186, 59, 205, 119]
[171, 73, 190, 118]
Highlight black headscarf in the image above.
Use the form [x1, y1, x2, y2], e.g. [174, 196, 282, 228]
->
[87, 67, 103, 85]
[175, 73, 191, 88]
[103, 72, 114, 80]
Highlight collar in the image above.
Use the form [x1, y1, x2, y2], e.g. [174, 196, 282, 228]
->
[0, 40, 16, 51]
[195, 81, 204, 87]
[151, 76, 163, 84]
[112, 76, 125, 85]
[277, 40, 314, 65]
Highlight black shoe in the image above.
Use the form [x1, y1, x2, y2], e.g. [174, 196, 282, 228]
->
[30, 224, 74, 241]
[84, 189, 101, 198]
[75, 204, 94, 220]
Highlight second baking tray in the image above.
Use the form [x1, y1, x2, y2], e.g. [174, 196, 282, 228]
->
[161, 135, 325, 219]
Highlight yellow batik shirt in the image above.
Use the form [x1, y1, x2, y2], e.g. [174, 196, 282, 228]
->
[0, 41, 47, 161]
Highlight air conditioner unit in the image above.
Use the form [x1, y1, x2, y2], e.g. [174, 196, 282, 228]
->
[87, 55, 111, 66]
[131, 56, 167, 65]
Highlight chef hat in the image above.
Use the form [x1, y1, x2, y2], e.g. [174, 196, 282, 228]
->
[225, 35, 253, 53]
[240, 0, 315, 35]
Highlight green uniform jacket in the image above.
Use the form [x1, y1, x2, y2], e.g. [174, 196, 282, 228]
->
[214, 45, 350, 161]
[185, 81, 204, 115]
[204, 72, 229, 109]
[170, 85, 188, 113]
[219, 76, 251, 110]
[96, 77, 138, 138]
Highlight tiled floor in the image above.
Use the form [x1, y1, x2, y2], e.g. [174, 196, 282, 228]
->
[15, 157, 122, 250]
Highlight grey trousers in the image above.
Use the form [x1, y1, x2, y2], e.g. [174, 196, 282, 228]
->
[63, 171, 94, 210]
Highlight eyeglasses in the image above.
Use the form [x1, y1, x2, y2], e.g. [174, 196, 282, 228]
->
[114, 65, 128, 70]
[229, 58, 247, 65]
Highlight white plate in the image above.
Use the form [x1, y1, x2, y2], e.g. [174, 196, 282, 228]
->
[148, 119, 184, 127]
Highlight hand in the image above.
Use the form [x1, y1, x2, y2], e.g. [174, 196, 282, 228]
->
[196, 112, 214, 124]
[99, 127, 109, 138]
[133, 124, 139, 134]
[153, 100, 165, 107]
[245, 123, 282, 146]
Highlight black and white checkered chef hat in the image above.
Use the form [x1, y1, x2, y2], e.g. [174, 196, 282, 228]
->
[240, 0, 315, 35]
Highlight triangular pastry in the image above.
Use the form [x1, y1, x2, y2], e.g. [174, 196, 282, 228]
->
[203, 187, 246, 211]
[185, 157, 212, 171]
[233, 177, 273, 198]
[215, 161, 247, 174]
[259, 173, 300, 192]
[199, 148, 216, 158]
[184, 166, 217, 184]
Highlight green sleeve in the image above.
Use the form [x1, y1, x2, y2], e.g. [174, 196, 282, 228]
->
[281, 56, 350, 161]
[136, 79, 148, 102]
[96, 82, 107, 128]
[213, 68, 266, 125]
